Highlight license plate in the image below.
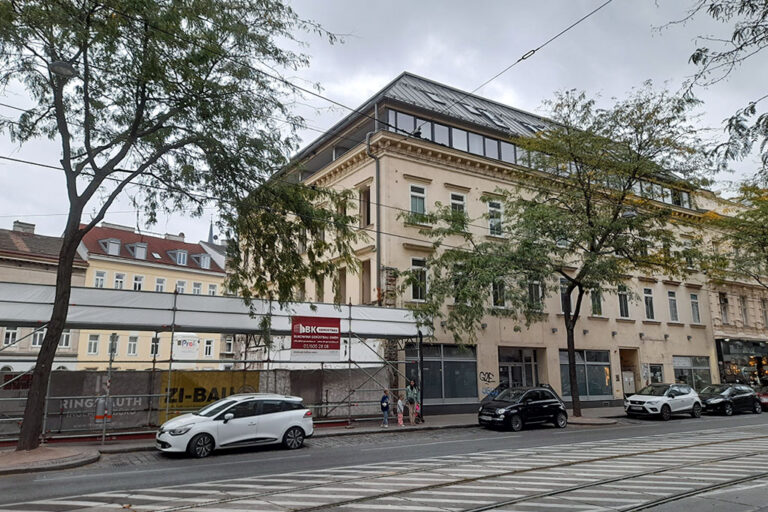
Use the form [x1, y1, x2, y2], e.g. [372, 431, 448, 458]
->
[629, 406, 643, 411]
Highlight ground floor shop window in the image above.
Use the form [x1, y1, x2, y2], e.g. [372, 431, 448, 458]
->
[559, 350, 612, 400]
[405, 343, 477, 403]
[718, 339, 768, 386]
[498, 348, 538, 389]
[649, 364, 664, 384]
[672, 355, 712, 391]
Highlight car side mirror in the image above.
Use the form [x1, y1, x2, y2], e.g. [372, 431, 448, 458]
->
[223, 413, 234, 423]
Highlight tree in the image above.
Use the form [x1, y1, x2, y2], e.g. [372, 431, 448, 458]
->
[676, 1, 768, 179]
[403, 85, 709, 416]
[0, 0, 358, 450]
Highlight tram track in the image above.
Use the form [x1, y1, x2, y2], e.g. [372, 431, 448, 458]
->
[158, 428, 768, 512]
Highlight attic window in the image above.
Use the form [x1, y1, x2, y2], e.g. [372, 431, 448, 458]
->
[193, 253, 211, 269]
[520, 121, 543, 133]
[424, 91, 446, 104]
[481, 110, 508, 128]
[129, 243, 147, 260]
[152, 252, 161, 259]
[176, 250, 187, 266]
[105, 239, 120, 256]
[461, 103, 482, 116]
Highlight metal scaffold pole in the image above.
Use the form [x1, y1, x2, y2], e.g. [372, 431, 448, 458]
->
[164, 291, 178, 422]
[102, 332, 116, 445]
[347, 301, 352, 428]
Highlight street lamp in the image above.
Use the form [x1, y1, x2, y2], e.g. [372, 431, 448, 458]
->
[48, 61, 77, 78]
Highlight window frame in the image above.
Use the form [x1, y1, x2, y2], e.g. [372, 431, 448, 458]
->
[409, 184, 427, 218]
[668, 290, 679, 322]
[204, 339, 214, 358]
[2, 327, 17, 347]
[114, 273, 125, 290]
[450, 193, 466, 214]
[690, 293, 701, 324]
[208, 284, 218, 296]
[739, 295, 749, 326]
[488, 200, 503, 237]
[644, 288, 655, 320]
[94, 271, 106, 288]
[590, 289, 603, 317]
[127, 336, 138, 356]
[133, 275, 144, 291]
[618, 285, 630, 319]
[155, 278, 166, 292]
[192, 282, 202, 295]
[87, 334, 99, 355]
[411, 258, 427, 302]
[58, 329, 71, 348]
[176, 280, 186, 294]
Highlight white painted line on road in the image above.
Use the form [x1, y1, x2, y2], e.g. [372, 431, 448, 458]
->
[361, 433, 520, 451]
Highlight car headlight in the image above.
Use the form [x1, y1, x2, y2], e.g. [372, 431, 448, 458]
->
[496, 408, 507, 415]
[646, 400, 659, 406]
[708, 397, 724, 404]
[168, 427, 191, 436]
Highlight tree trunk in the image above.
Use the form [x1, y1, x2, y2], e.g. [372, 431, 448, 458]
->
[16, 219, 81, 451]
[565, 324, 582, 417]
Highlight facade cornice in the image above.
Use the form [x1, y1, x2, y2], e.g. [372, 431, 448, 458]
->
[87, 254, 226, 277]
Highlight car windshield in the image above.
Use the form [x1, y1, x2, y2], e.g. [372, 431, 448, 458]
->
[495, 389, 528, 402]
[195, 399, 236, 417]
[700, 384, 731, 395]
[636, 385, 669, 396]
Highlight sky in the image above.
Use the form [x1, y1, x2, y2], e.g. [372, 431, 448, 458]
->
[1, 0, 766, 241]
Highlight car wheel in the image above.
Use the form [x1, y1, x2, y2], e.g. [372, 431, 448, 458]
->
[508, 414, 523, 432]
[754, 401, 763, 414]
[554, 412, 567, 428]
[187, 433, 215, 458]
[724, 402, 734, 416]
[691, 402, 702, 418]
[660, 404, 671, 421]
[283, 426, 305, 450]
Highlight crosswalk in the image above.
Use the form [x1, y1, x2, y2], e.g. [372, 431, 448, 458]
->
[3, 425, 768, 512]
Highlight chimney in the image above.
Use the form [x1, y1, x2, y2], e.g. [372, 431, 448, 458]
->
[12, 221, 35, 234]
[164, 232, 185, 242]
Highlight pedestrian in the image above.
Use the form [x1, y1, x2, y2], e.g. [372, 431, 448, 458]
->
[380, 389, 390, 428]
[406, 380, 419, 425]
[397, 393, 405, 426]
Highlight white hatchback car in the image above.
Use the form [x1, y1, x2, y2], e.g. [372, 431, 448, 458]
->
[156, 393, 314, 458]
[624, 383, 702, 420]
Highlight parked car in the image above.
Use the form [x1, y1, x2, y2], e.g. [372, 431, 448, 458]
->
[478, 386, 568, 431]
[699, 384, 762, 416]
[757, 386, 768, 411]
[156, 393, 313, 458]
[624, 383, 702, 420]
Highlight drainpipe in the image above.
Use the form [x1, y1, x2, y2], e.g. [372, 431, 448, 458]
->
[366, 103, 382, 306]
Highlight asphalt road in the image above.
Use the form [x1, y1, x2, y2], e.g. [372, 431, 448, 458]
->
[1, 412, 768, 509]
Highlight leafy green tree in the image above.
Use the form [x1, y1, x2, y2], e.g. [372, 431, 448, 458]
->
[403, 86, 709, 416]
[677, 1, 768, 178]
[0, 0, 356, 450]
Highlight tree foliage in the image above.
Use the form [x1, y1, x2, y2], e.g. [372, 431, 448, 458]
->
[403, 85, 710, 415]
[0, 0, 354, 450]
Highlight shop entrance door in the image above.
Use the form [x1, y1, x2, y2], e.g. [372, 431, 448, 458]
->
[498, 348, 539, 389]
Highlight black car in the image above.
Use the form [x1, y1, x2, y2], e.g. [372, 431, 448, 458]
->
[478, 386, 568, 431]
[699, 383, 763, 416]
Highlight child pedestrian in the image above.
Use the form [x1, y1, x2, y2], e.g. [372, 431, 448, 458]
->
[380, 389, 390, 428]
[397, 393, 405, 426]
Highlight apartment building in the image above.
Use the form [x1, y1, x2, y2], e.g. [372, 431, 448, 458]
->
[284, 72, 761, 410]
[0, 221, 85, 371]
[75, 223, 232, 370]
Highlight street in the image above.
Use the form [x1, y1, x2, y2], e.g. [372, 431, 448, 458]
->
[1, 413, 768, 511]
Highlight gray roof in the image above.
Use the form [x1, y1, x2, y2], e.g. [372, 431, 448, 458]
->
[291, 72, 549, 164]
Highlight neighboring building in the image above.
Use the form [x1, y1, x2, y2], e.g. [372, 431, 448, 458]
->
[0, 221, 85, 371]
[283, 72, 756, 411]
[76, 223, 228, 370]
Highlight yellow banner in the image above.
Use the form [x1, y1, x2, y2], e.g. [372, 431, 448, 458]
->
[159, 370, 260, 423]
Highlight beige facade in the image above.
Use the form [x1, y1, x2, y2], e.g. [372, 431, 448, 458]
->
[0, 221, 85, 371]
[288, 73, 765, 409]
[76, 224, 231, 370]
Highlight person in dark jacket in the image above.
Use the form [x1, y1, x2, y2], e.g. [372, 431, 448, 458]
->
[406, 380, 419, 425]
[380, 389, 390, 428]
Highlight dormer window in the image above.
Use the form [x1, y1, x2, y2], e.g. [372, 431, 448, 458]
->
[127, 242, 147, 260]
[99, 238, 121, 256]
[176, 250, 187, 265]
[199, 254, 210, 269]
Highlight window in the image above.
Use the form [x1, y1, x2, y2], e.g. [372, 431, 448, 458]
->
[591, 290, 602, 316]
[528, 281, 543, 310]
[405, 343, 478, 404]
[208, 284, 217, 296]
[560, 350, 612, 400]
[133, 243, 147, 260]
[618, 285, 630, 319]
[484, 137, 499, 159]
[411, 258, 427, 301]
[224, 336, 234, 354]
[468, 132, 484, 155]
[204, 339, 214, 357]
[3, 328, 17, 346]
[87, 334, 99, 355]
[176, 251, 188, 266]
[461, 103, 482, 115]
[176, 280, 186, 294]
[410, 184, 426, 217]
[450, 193, 465, 213]
[560, 278, 572, 314]
[106, 239, 120, 256]
[762, 299, 768, 327]
[687, 293, 701, 324]
[668, 291, 679, 322]
[335, 267, 347, 304]
[434, 123, 450, 145]
[94, 271, 106, 288]
[359, 186, 371, 226]
[396, 111, 414, 133]
[500, 141, 516, 164]
[150, 337, 159, 357]
[155, 278, 165, 292]
[127, 336, 138, 356]
[32, 328, 45, 347]
[114, 273, 125, 289]
[644, 288, 655, 320]
[133, 275, 144, 291]
[198, 254, 211, 269]
[415, 119, 431, 140]
[481, 110, 508, 128]
[492, 281, 505, 308]
[739, 296, 749, 326]
[229, 400, 259, 419]
[673, 355, 711, 391]
[488, 200, 503, 236]
[719, 292, 729, 324]
[59, 330, 71, 348]
[649, 364, 664, 383]
[424, 91, 446, 104]
[451, 128, 468, 151]
[192, 282, 202, 295]
[681, 191, 691, 209]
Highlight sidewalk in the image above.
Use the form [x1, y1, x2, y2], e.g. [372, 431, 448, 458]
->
[0, 408, 623, 475]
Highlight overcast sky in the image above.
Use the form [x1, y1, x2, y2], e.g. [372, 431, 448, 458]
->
[1, 0, 765, 241]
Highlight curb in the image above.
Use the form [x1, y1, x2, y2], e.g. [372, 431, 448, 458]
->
[0, 450, 100, 476]
[568, 418, 618, 426]
[315, 422, 479, 438]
